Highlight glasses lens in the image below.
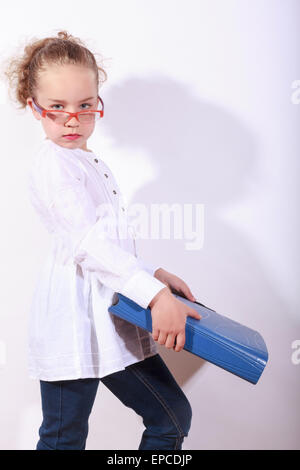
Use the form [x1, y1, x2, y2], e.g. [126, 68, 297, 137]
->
[45, 112, 70, 123]
[78, 112, 100, 123]
[45, 111, 100, 123]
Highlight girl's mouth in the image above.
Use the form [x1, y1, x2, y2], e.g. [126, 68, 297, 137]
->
[63, 134, 81, 140]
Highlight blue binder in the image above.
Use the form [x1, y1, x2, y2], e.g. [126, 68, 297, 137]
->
[108, 293, 268, 385]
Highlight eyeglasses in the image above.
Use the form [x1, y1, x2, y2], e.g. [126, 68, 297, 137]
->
[30, 95, 104, 124]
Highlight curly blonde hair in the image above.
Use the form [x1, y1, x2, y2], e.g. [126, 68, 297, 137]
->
[1, 30, 108, 110]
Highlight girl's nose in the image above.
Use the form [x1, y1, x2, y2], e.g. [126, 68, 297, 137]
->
[65, 115, 80, 125]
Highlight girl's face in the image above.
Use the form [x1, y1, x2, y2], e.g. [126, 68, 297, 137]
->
[27, 64, 99, 152]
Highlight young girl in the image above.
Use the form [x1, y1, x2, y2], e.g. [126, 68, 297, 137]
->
[3, 30, 201, 450]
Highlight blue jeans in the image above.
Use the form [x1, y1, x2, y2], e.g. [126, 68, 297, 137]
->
[36, 353, 192, 450]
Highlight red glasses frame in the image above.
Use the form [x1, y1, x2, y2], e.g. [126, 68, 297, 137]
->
[30, 95, 104, 123]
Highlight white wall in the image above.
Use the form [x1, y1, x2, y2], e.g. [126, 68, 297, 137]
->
[0, 0, 299, 450]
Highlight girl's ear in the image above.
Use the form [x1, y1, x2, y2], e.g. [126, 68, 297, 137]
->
[27, 97, 42, 121]
[27, 97, 35, 113]
[26, 97, 33, 109]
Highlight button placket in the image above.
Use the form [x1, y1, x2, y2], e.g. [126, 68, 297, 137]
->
[91, 156, 121, 203]
[88, 154, 127, 234]
[127, 224, 137, 256]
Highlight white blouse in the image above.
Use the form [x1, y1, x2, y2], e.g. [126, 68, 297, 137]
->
[26, 137, 166, 381]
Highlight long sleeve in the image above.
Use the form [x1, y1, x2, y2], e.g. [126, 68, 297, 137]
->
[43, 152, 166, 310]
[127, 225, 161, 277]
[136, 259, 161, 277]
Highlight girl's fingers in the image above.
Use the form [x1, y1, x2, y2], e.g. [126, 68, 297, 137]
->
[174, 331, 185, 352]
[177, 282, 196, 302]
[157, 331, 168, 345]
[165, 332, 177, 349]
[184, 285, 196, 301]
[152, 328, 159, 341]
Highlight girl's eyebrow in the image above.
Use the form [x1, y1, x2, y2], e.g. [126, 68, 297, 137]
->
[47, 97, 95, 103]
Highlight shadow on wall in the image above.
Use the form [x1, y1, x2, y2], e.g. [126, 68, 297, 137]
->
[100, 74, 299, 388]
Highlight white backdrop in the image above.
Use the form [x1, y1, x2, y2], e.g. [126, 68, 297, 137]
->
[0, 0, 299, 450]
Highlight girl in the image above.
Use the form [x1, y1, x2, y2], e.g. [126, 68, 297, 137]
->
[2, 30, 201, 450]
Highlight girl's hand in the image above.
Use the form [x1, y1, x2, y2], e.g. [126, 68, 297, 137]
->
[154, 268, 196, 303]
[148, 287, 201, 352]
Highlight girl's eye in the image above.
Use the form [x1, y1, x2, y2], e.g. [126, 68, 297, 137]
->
[50, 104, 63, 110]
[80, 103, 92, 109]
[50, 103, 92, 110]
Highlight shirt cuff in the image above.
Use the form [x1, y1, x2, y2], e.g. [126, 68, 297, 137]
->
[120, 269, 167, 310]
